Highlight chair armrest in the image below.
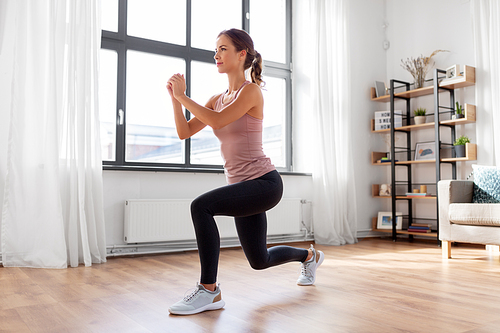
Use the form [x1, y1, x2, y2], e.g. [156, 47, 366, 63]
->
[438, 180, 473, 241]
[438, 180, 473, 204]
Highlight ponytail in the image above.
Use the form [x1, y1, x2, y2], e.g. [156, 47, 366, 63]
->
[250, 51, 264, 87]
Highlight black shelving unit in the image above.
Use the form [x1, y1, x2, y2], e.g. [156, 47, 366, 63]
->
[371, 66, 476, 241]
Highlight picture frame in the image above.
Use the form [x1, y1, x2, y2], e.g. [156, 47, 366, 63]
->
[414, 141, 436, 161]
[379, 184, 391, 196]
[445, 64, 460, 79]
[377, 211, 403, 230]
[374, 81, 387, 97]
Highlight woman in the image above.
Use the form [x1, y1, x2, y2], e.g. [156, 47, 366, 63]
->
[166, 28, 324, 316]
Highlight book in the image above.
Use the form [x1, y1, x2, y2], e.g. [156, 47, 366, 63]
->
[408, 226, 430, 230]
[405, 192, 432, 197]
[407, 228, 432, 233]
[410, 223, 432, 228]
[440, 75, 464, 85]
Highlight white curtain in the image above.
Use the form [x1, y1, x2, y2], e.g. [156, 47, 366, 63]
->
[309, 0, 358, 245]
[471, 0, 500, 167]
[0, 0, 106, 268]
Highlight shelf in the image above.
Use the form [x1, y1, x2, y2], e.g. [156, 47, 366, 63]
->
[374, 195, 437, 200]
[396, 160, 435, 165]
[372, 143, 477, 165]
[370, 65, 475, 102]
[442, 143, 477, 161]
[371, 217, 437, 238]
[372, 184, 436, 199]
[371, 151, 389, 165]
[440, 104, 476, 125]
[374, 196, 436, 200]
[370, 104, 476, 133]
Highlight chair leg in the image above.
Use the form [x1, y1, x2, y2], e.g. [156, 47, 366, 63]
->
[442, 241, 451, 259]
[486, 245, 500, 253]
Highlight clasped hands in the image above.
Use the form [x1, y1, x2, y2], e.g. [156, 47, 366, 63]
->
[166, 73, 186, 100]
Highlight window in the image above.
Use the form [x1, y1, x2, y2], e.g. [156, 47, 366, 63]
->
[100, 0, 292, 170]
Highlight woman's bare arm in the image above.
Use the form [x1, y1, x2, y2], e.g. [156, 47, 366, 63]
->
[168, 74, 262, 130]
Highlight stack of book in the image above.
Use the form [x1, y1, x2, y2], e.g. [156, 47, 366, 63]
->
[408, 223, 432, 233]
[377, 157, 398, 163]
[405, 192, 433, 198]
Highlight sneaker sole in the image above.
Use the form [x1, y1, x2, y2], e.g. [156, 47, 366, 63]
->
[168, 299, 225, 316]
[297, 251, 324, 286]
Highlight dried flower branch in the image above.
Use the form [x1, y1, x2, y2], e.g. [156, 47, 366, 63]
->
[400, 50, 449, 88]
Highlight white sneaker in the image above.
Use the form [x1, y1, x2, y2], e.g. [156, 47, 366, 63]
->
[297, 245, 324, 286]
[168, 283, 225, 315]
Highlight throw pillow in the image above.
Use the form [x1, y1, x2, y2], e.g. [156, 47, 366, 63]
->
[472, 164, 500, 203]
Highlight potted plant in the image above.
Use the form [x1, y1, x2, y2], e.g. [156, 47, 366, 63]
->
[453, 135, 470, 158]
[455, 102, 465, 119]
[413, 108, 427, 125]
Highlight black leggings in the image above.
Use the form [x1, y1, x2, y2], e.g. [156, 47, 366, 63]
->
[191, 170, 309, 284]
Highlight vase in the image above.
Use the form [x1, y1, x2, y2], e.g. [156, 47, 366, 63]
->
[453, 145, 466, 158]
[413, 72, 425, 89]
[414, 116, 426, 125]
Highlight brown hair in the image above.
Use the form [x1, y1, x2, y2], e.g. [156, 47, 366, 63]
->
[217, 28, 264, 87]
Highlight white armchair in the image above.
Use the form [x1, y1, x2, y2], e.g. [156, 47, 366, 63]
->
[438, 180, 500, 258]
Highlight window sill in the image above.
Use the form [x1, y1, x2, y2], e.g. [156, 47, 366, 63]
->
[102, 164, 311, 177]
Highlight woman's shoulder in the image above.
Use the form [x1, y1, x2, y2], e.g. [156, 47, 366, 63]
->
[239, 82, 263, 98]
[242, 81, 262, 91]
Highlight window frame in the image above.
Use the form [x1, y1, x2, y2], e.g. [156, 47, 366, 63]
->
[101, 0, 292, 172]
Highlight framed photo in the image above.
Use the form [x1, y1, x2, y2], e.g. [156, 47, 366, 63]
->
[379, 184, 391, 196]
[374, 81, 387, 97]
[414, 141, 436, 161]
[377, 211, 403, 230]
[445, 64, 460, 79]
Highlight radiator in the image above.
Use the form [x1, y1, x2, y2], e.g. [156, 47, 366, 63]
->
[124, 198, 303, 243]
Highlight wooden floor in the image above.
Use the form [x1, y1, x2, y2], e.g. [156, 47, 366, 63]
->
[1, 238, 500, 333]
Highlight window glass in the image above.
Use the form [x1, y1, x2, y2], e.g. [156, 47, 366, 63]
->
[250, 0, 286, 63]
[101, 0, 119, 32]
[191, 0, 241, 51]
[262, 76, 286, 168]
[125, 50, 185, 163]
[99, 49, 118, 161]
[128, 0, 186, 45]
[190, 61, 228, 165]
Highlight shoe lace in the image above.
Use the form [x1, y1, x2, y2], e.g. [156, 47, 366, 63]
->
[183, 287, 200, 302]
[300, 261, 312, 278]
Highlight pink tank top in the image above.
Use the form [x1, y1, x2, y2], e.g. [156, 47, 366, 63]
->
[213, 81, 275, 184]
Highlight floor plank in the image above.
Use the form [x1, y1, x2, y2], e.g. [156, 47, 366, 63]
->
[1, 238, 500, 332]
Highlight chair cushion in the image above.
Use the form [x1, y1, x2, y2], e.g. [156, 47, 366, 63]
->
[449, 203, 500, 226]
[472, 165, 500, 203]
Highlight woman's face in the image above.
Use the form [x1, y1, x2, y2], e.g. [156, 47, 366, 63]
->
[214, 35, 245, 74]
